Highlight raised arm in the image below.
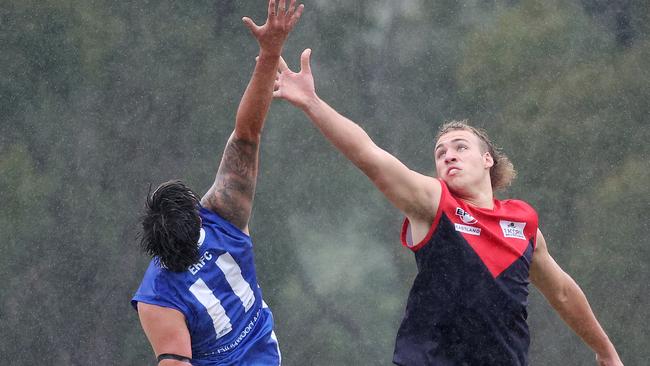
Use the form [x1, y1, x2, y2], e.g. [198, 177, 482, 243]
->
[530, 230, 623, 366]
[273, 51, 440, 227]
[201, 0, 303, 233]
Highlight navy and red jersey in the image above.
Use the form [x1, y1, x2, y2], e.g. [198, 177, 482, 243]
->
[393, 179, 538, 366]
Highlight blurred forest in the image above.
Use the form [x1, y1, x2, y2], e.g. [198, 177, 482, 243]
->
[1, 0, 648, 364]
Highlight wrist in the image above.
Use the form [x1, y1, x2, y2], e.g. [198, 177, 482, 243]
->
[595, 343, 620, 362]
[258, 47, 282, 59]
[301, 94, 322, 114]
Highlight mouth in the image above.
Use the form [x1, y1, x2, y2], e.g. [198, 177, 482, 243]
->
[447, 166, 461, 176]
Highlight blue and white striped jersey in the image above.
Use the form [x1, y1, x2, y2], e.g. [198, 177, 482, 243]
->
[132, 206, 279, 365]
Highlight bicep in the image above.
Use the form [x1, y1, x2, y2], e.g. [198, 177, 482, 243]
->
[530, 229, 569, 298]
[360, 146, 440, 220]
[201, 132, 259, 233]
[137, 302, 192, 362]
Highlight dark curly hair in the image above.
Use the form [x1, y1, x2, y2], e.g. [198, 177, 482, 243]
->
[139, 180, 201, 272]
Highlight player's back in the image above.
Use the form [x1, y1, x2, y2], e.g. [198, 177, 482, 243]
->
[133, 207, 279, 365]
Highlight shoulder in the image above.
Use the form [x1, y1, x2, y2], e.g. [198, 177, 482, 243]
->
[432, 178, 457, 209]
[138, 259, 168, 286]
[133, 268, 191, 317]
[499, 197, 535, 209]
[199, 205, 251, 239]
[499, 198, 538, 218]
[136, 262, 183, 296]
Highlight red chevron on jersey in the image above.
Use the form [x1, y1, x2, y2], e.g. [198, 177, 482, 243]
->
[402, 179, 538, 278]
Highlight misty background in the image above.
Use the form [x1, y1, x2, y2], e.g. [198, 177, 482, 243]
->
[1, 0, 648, 364]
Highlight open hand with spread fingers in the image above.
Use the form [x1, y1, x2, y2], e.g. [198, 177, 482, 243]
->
[242, 0, 304, 56]
[272, 49, 318, 109]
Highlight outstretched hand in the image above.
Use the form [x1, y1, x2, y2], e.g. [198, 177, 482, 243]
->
[242, 0, 304, 55]
[273, 49, 317, 109]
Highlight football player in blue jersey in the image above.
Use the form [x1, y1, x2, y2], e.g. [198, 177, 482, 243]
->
[272, 51, 623, 366]
[132, 1, 303, 365]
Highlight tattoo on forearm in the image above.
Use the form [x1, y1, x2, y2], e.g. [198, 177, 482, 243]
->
[206, 137, 259, 230]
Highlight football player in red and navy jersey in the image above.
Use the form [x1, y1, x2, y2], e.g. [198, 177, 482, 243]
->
[133, 1, 303, 365]
[272, 51, 623, 365]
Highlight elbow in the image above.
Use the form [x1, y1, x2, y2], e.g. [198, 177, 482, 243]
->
[549, 273, 576, 308]
[552, 288, 570, 307]
[232, 129, 262, 143]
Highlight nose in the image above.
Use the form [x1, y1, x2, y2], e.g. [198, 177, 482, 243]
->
[444, 151, 457, 164]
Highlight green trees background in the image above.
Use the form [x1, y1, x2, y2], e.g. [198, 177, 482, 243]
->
[1, 0, 648, 364]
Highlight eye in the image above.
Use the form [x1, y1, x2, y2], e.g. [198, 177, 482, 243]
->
[457, 145, 467, 152]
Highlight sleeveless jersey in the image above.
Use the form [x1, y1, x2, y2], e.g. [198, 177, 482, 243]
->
[393, 179, 538, 366]
[132, 207, 280, 365]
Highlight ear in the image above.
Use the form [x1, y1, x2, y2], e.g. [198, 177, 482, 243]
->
[483, 152, 494, 169]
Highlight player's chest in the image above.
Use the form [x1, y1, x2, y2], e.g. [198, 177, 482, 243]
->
[446, 206, 532, 277]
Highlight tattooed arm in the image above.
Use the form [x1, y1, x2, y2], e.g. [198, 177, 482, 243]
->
[200, 0, 303, 233]
[201, 135, 259, 233]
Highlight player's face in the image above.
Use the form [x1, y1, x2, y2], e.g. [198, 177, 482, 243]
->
[434, 130, 493, 191]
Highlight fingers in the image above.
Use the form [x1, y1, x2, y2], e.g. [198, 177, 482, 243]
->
[277, 0, 287, 18]
[300, 48, 312, 74]
[287, 0, 296, 16]
[267, 0, 303, 28]
[242, 17, 259, 35]
[270, 0, 300, 20]
[289, 4, 304, 27]
[278, 56, 290, 72]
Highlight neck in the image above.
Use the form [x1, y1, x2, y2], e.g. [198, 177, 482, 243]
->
[453, 179, 494, 209]
[460, 192, 494, 209]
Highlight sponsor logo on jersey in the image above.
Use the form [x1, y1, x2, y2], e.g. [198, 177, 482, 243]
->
[216, 309, 261, 354]
[455, 207, 478, 224]
[455, 223, 481, 236]
[499, 220, 527, 240]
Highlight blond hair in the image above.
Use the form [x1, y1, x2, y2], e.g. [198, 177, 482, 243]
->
[435, 120, 516, 191]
